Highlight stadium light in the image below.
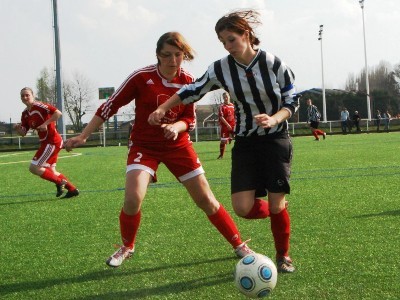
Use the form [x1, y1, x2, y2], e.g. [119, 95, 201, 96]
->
[359, 0, 372, 121]
[318, 25, 327, 122]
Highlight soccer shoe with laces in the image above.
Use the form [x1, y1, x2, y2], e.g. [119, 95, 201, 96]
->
[61, 189, 79, 199]
[234, 240, 254, 258]
[106, 245, 135, 267]
[276, 256, 295, 273]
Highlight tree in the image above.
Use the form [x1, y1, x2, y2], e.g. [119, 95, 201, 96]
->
[63, 72, 95, 132]
[36, 69, 95, 132]
[36, 68, 56, 105]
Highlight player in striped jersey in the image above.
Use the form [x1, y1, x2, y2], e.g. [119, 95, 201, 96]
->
[306, 98, 327, 141]
[149, 10, 298, 273]
[14, 87, 79, 198]
[65, 32, 253, 268]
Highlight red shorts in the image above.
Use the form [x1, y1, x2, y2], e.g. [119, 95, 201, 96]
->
[220, 127, 234, 143]
[126, 144, 204, 183]
[31, 141, 63, 168]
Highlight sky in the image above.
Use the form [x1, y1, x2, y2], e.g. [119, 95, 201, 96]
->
[1, 0, 399, 123]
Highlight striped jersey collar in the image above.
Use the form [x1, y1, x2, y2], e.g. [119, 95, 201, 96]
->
[229, 49, 262, 70]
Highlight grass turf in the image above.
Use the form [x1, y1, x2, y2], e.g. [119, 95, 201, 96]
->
[0, 132, 399, 299]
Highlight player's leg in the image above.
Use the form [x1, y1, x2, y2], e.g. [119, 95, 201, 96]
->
[106, 169, 151, 267]
[30, 144, 65, 191]
[268, 192, 294, 273]
[182, 174, 253, 257]
[166, 145, 252, 257]
[218, 130, 229, 159]
[106, 145, 156, 267]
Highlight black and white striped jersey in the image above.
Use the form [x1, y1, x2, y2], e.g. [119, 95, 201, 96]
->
[178, 49, 298, 137]
[307, 105, 321, 122]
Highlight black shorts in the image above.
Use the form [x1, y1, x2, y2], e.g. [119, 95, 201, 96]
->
[310, 120, 319, 129]
[231, 131, 292, 197]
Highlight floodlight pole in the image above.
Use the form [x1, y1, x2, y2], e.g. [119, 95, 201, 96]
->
[359, 0, 371, 121]
[52, 0, 66, 138]
[318, 25, 327, 123]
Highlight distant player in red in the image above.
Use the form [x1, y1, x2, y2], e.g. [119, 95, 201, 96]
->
[64, 32, 253, 268]
[14, 87, 79, 198]
[218, 92, 235, 159]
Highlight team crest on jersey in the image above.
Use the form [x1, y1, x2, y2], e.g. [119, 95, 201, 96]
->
[157, 94, 182, 124]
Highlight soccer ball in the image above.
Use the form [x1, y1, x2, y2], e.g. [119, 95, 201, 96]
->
[234, 253, 278, 298]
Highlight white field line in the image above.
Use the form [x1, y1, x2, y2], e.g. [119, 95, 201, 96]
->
[0, 152, 82, 165]
[0, 152, 25, 158]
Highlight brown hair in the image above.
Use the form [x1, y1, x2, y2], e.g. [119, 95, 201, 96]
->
[156, 32, 195, 64]
[20, 87, 34, 96]
[215, 9, 261, 48]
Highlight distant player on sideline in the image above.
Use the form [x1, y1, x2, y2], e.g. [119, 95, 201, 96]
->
[217, 92, 235, 159]
[306, 98, 326, 141]
[14, 87, 79, 198]
[64, 32, 253, 268]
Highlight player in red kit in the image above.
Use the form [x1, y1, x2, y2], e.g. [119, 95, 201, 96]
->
[64, 32, 253, 268]
[14, 87, 79, 198]
[217, 92, 235, 159]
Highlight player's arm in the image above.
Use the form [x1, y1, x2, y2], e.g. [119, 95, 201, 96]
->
[36, 109, 62, 131]
[64, 115, 104, 151]
[148, 93, 183, 125]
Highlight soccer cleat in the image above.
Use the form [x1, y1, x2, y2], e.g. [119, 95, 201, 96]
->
[61, 189, 79, 199]
[314, 138, 320, 141]
[276, 256, 295, 273]
[323, 132, 327, 140]
[56, 184, 64, 197]
[217, 155, 223, 159]
[106, 245, 135, 267]
[234, 240, 254, 258]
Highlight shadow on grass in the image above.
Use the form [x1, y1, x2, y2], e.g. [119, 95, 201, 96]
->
[80, 274, 233, 299]
[0, 256, 235, 297]
[352, 209, 400, 218]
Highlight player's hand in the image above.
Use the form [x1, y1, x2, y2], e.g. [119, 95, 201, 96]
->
[161, 124, 178, 141]
[14, 123, 26, 136]
[36, 124, 47, 131]
[64, 136, 86, 152]
[148, 108, 166, 125]
[254, 114, 278, 128]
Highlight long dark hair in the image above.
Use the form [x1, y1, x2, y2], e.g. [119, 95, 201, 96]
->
[215, 9, 262, 49]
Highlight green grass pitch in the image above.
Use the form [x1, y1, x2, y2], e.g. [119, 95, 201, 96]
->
[1, 132, 399, 299]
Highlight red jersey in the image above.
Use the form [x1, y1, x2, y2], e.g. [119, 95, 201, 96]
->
[219, 103, 235, 129]
[96, 64, 196, 150]
[20, 102, 62, 144]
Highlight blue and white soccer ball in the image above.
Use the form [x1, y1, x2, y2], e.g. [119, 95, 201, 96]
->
[234, 253, 278, 298]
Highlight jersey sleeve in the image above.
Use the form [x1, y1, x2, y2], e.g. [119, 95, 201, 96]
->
[178, 65, 223, 105]
[277, 59, 298, 117]
[179, 103, 196, 132]
[95, 73, 138, 121]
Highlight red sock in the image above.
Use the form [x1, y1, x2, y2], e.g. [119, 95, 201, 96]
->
[58, 174, 77, 191]
[244, 199, 270, 219]
[270, 208, 291, 258]
[312, 131, 319, 139]
[219, 143, 225, 157]
[208, 204, 241, 248]
[40, 168, 63, 185]
[315, 129, 324, 136]
[120, 209, 141, 249]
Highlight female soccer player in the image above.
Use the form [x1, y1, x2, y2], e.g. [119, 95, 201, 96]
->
[14, 87, 79, 198]
[64, 32, 252, 267]
[149, 11, 297, 273]
[217, 92, 235, 159]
